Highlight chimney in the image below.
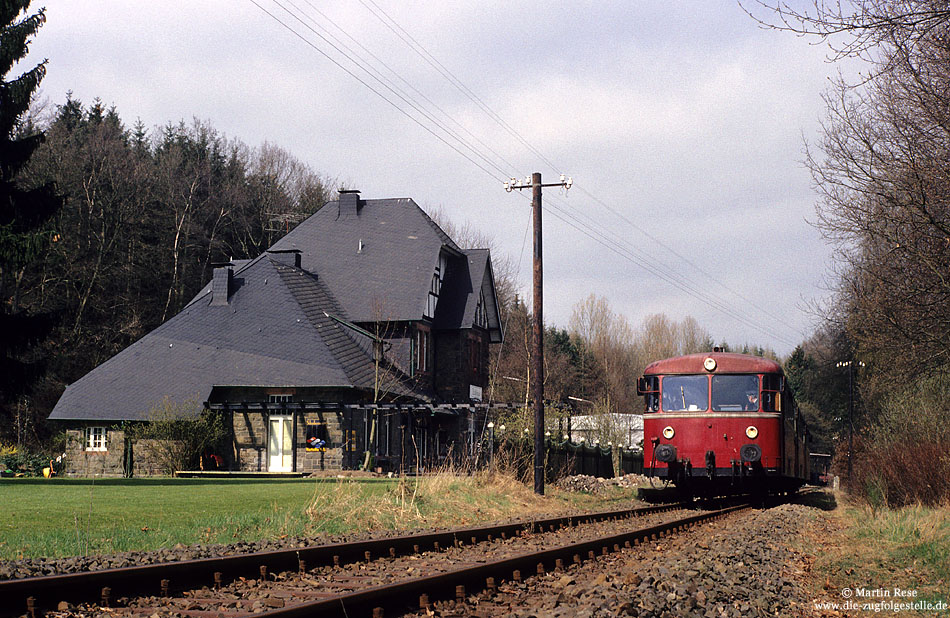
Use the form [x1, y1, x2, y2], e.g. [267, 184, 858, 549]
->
[210, 264, 232, 306]
[267, 249, 302, 269]
[338, 188, 362, 216]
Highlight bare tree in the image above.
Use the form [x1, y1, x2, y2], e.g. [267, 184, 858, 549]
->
[742, 0, 950, 61]
[745, 0, 950, 380]
[807, 10, 950, 378]
[570, 294, 639, 417]
[241, 141, 332, 256]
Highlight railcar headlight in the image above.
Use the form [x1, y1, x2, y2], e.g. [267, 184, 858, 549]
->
[662, 426, 675, 439]
[745, 425, 758, 439]
[703, 357, 717, 371]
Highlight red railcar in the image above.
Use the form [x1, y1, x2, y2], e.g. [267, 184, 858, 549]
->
[638, 352, 809, 494]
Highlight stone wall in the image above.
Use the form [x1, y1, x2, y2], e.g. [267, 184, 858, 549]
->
[129, 439, 185, 476]
[232, 409, 345, 473]
[296, 410, 344, 472]
[63, 427, 124, 477]
[63, 428, 188, 477]
[232, 410, 267, 471]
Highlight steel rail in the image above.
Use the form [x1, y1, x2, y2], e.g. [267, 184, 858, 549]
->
[1, 501, 690, 617]
[256, 503, 750, 618]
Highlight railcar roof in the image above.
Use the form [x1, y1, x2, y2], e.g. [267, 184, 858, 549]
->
[643, 352, 783, 375]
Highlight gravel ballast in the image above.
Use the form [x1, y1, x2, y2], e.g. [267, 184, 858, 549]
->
[419, 502, 822, 618]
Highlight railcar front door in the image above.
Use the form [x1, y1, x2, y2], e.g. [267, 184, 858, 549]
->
[268, 414, 293, 472]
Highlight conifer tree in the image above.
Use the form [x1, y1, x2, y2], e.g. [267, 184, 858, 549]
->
[0, 0, 62, 440]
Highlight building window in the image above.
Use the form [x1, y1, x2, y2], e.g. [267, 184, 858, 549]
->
[426, 273, 440, 318]
[85, 426, 107, 452]
[269, 394, 292, 404]
[470, 336, 482, 379]
[475, 288, 488, 329]
[415, 328, 430, 373]
[424, 253, 448, 319]
[306, 423, 330, 451]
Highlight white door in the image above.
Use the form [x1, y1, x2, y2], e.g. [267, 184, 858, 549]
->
[268, 415, 293, 472]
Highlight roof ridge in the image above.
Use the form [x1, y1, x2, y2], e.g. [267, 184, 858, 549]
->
[183, 252, 272, 309]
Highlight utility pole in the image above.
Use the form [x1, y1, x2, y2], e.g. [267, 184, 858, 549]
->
[836, 359, 864, 485]
[506, 172, 572, 494]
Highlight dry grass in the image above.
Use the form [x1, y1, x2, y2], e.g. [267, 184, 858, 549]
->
[850, 438, 950, 508]
[303, 469, 637, 535]
[0, 473, 638, 560]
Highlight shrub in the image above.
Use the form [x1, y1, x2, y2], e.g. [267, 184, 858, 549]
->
[126, 398, 229, 475]
[849, 374, 950, 507]
[0, 444, 63, 476]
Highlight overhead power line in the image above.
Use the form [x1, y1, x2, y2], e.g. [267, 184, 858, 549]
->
[250, 0, 510, 181]
[298, 0, 522, 177]
[250, 0, 805, 347]
[357, 0, 563, 177]
[508, 189, 797, 347]
[573, 184, 795, 328]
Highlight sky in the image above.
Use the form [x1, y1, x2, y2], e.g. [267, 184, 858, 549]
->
[23, 1, 854, 356]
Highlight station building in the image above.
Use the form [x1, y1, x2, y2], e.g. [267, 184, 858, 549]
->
[49, 191, 504, 476]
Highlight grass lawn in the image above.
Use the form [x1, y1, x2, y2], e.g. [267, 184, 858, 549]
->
[0, 477, 392, 560]
[0, 474, 639, 561]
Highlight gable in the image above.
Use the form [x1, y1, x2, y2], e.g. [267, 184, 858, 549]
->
[433, 249, 503, 342]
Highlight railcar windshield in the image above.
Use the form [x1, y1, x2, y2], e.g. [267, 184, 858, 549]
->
[662, 375, 708, 411]
[711, 375, 760, 411]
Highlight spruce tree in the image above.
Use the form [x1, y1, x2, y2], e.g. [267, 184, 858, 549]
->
[1, 0, 62, 442]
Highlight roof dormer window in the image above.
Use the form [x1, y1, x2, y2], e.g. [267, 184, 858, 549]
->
[424, 253, 448, 319]
[475, 288, 488, 329]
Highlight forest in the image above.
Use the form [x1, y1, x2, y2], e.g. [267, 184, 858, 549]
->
[747, 0, 950, 506]
[2, 95, 334, 446]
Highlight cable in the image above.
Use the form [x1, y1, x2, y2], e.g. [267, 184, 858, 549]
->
[349, 2, 803, 344]
[357, 0, 562, 177]
[274, 0, 514, 178]
[541, 191, 801, 344]
[251, 0, 804, 347]
[250, 0, 507, 181]
[544, 200, 799, 347]
[298, 0, 522, 177]
[487, 204, 534, 405]
[279, 0, 515, 179]
[574, 184, 797, 329]
[511, 190, 798, 346]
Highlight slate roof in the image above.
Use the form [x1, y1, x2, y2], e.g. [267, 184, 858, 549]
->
[50, 193, 503, 422]
[49, 254, 420, 421]
[268, 195, 463, 323]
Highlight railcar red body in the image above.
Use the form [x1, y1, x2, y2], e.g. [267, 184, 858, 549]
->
[638, 352, 809, 494]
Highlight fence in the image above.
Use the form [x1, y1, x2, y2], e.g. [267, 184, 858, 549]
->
[493, 438, 642, 481]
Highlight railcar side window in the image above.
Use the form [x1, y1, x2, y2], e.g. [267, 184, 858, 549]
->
[762, 374, 783, 412]
[711, 375, 760, 411]
[639, 376, 660, 412]
[662, 375, 708, 411]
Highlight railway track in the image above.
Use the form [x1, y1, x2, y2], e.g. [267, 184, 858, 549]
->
[3, 502, 687, 617]
[3, 501, 750, 618]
